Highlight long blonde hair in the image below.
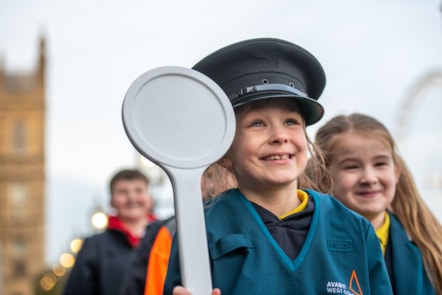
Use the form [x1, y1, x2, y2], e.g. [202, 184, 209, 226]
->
[311, 113, 442, 292]
[201, 164, 237, 200]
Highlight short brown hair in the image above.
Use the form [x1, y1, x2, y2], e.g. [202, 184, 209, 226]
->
[109, 169, 149, 194]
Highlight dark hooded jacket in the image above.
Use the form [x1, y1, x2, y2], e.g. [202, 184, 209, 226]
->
[62, 215, 152, 295]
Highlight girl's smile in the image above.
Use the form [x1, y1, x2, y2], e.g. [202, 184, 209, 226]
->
[261, 153, 293, 161]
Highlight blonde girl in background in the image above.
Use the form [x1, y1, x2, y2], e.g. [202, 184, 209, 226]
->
[310, 113, 442, 294]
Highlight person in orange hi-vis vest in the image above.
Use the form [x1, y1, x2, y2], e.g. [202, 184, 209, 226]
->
[119, 164, 235, 295]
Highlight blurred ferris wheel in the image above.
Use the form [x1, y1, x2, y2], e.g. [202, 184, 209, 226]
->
[394, 70, 442, 195]
[395, 70, 442, 144]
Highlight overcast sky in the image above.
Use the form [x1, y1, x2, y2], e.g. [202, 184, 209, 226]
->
[1, 0, 441, 265]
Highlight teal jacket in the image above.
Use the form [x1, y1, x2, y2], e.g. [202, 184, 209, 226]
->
[164, 189, 393, 295]
[388, 212, 436, 294]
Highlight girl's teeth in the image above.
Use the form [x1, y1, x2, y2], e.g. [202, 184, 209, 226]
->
[269, 155, 289, 160]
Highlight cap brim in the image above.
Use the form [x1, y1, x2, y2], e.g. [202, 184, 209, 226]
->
[232, 93, 324, 126]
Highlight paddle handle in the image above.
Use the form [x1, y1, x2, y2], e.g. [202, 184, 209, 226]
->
[169, 166, 213, 294]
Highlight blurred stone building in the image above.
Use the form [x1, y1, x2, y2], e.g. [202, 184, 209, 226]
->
[0, 37, 46, 295]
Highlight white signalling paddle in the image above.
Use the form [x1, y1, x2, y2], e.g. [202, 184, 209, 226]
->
[122, 66, 235, 294]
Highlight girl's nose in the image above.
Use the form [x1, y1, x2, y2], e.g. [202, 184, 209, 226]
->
[269, 125, 289, 144]
[360, 168, 378, 184]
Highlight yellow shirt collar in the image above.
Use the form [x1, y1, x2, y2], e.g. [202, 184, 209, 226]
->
[279, 190, 308, 220]
[375, 212, 390, 254]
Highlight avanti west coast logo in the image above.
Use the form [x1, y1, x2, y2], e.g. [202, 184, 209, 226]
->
[326, 270, 363, 295]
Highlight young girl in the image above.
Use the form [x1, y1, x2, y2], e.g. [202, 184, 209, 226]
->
[163, 38, 393, 295]
[311, 113, 442, 294]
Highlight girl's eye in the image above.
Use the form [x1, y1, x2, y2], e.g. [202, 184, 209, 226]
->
[342, 163, 359, 170]
[375, 161, 388, 167]
[285, 118, 300, 126]
[250, 120, 264, 127]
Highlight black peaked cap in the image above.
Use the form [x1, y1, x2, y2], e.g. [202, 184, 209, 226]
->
[192, 38, 326, 125]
